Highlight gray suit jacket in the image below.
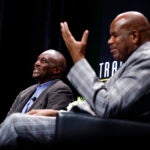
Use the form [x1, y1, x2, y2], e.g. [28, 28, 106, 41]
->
[7, 80, 74, 116]
[68, 42, 150, 122]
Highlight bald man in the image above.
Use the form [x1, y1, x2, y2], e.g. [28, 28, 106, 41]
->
[6, 49, 74, 116]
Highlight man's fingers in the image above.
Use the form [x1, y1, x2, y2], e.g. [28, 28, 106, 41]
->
[60, 22, 75, 42]
[81, 30, 89, 43]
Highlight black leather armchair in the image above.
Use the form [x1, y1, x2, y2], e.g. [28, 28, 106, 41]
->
[55, 111, 150, 145]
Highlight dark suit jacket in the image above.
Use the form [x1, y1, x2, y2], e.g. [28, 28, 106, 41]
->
[7, 80, 74, 116]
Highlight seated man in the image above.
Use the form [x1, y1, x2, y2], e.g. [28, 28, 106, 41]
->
[6, 49, 74, 116]
[0, 11, 150, 149]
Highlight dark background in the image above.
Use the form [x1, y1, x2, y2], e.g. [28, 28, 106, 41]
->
[0, 0, 149, 122]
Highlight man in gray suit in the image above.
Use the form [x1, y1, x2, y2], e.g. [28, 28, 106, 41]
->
[6, 49, 74, 117]
[0, 11, 150, 148]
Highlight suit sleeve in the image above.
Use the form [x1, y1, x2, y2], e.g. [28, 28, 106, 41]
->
[45, 82, 74, 110]
[67, 57, 150, 118]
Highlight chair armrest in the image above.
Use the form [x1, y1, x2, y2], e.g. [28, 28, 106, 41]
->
[55, 111, 150, 143]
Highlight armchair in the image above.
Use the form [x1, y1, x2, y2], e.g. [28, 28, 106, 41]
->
[55, 111, 150, 145]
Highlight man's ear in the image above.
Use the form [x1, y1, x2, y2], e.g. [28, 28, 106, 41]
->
[53, 67, 62, 75]
[130, 30, 140, 44]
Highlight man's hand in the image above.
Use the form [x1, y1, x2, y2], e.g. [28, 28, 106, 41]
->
[27, 109, 59, 116]
[60, 21, 89, 63]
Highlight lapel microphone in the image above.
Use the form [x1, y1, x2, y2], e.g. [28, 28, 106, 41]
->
[32, 97, 37, 102]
